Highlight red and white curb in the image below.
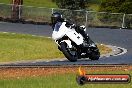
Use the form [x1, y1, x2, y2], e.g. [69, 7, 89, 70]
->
[0, 32, 128, 65]
[100, 44, 127, 58]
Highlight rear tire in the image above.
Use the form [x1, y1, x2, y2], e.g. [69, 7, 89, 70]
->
[60, 42, 78, 62]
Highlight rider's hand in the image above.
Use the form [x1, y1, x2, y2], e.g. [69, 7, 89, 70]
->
[65, 22, 74, 28]
[70, 24, 76, 29]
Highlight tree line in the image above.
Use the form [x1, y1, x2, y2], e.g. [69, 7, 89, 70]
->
[52, 0, 132, 14]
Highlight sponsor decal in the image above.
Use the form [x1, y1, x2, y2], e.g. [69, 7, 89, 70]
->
[76, 66, 131, 85]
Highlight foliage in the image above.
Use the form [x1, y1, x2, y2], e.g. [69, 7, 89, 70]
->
[99, 0, 132, 14]
[54, 0, 88, 10]
[0, 71, 132, 88]
[0, 0, 58, 8]
[53, 0, 88, 25]
[119, 1, 132, 14]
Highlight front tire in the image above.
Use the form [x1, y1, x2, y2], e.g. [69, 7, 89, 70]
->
[60, 42, 78, 62]
[89, 48, 100, 60]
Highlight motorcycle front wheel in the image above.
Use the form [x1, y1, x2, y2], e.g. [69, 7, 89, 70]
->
[89, 47, 100, 60]
[60, 42, 78, 62]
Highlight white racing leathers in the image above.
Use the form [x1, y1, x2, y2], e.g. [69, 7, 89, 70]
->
[52, 22, 83, 45]
[52, 22, 100, 62]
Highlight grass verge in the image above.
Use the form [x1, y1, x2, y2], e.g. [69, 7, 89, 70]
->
[0, 32, 64, 62]
[0, 32, 112, 62]
[0, 66, 131, 88]
[0, 0, 58, 8]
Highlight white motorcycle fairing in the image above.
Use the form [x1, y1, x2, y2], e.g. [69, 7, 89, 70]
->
[52, 22, 84, 45]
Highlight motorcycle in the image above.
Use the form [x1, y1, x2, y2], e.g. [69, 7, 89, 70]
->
[52, 22, 100, 62]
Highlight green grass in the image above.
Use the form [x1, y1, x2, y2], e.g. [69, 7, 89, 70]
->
[24, 0, 57, 8]
[0, 0, 58, 8]
[0, 71, 131, 88]
[0, 32, 64, 62]
[0, 0, 100, 11]
[0, 32, 111, 62]
[88, 4, 100, 11]
[0, 0, 9, 4]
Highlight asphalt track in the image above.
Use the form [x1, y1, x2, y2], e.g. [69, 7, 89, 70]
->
[0, 22, 132, 65]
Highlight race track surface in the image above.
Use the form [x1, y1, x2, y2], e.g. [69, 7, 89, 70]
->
[0, 22, 132, 65]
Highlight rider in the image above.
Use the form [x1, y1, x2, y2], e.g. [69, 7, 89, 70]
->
[51, 12, 90, 41]
[51, 12, 64, 30]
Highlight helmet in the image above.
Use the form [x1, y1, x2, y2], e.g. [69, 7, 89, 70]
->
[51, 12, 63, 26]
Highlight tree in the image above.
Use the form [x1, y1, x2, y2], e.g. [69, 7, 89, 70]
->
[99, 0, 132, 14]
[119, 1, 132, 14]
[98, 0, 132, 28]
[54, 0, 88, 10]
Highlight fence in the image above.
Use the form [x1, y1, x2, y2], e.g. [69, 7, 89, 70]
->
[0, 3, 132, 28]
